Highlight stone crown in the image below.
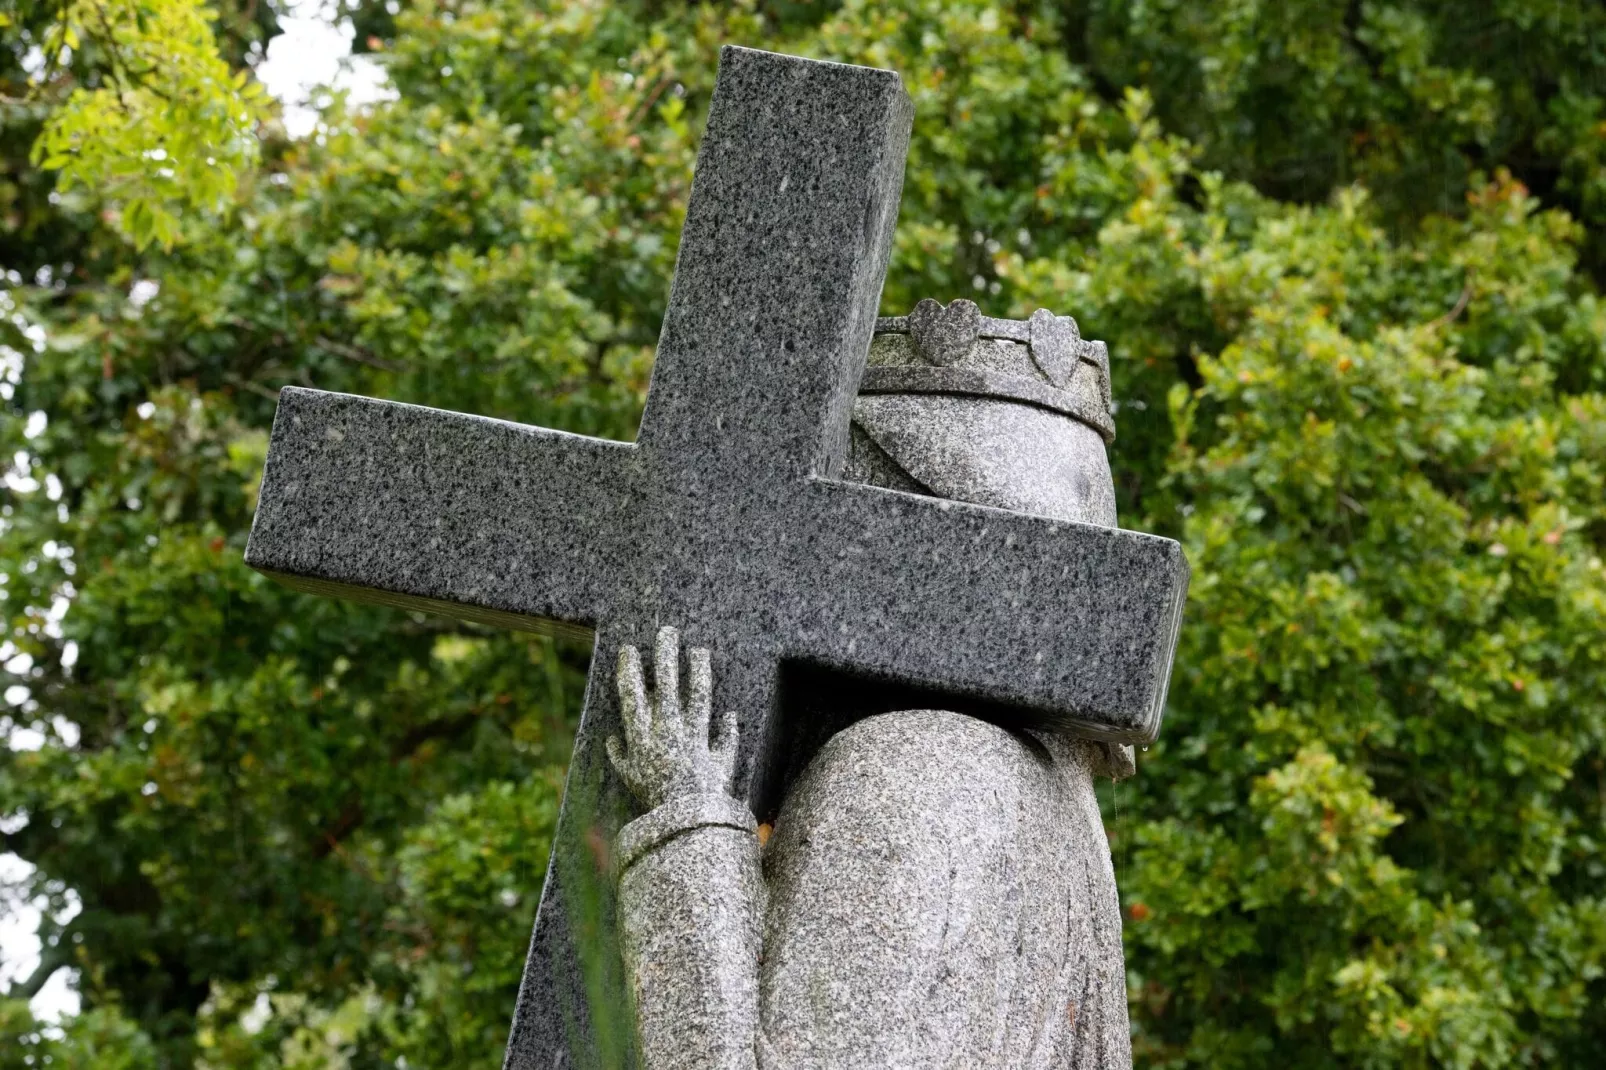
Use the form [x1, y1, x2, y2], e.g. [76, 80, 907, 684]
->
[867, 299, 1116, 442]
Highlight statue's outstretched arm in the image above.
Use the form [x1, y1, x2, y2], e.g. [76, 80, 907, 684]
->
[607, 627, 763, 1070]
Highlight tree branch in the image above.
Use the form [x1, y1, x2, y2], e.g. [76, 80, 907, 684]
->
[308, 712, 481, 860]
[392, 710, 481, 764]
[1430, 278, 1474, 330]
[315, 335, 403, 373]
[628, 73, 676, 127]
[311, 798, 364, 860]
[223, 372, 282, 401]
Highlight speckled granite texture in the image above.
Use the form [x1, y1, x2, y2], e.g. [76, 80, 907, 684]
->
[609, 628, 765, 1070]
[761, 712, 1131, 1069]
[867, 299, 1114, 440]
[620, 819, 766, 1070]
[849, 395, 1118, 528]
[244, 45, 1186, 1070]
[609, 661, 1131, 1069]
[606, 312, 1141, 1065]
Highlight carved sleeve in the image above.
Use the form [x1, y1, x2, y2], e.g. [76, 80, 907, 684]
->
[615, 797, 765, 1070]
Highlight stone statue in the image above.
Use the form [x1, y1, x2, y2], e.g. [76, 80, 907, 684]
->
[606, 302, 1135, 1069]
[242, 48, 1188, 1067]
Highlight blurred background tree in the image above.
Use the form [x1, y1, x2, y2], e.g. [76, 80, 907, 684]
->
[1, 0, 1602, 1066]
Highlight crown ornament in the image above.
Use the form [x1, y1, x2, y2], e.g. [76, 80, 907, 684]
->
[867, 299, 1116, 442]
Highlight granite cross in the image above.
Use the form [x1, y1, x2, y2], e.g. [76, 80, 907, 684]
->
[244, 45, 1189, 1069]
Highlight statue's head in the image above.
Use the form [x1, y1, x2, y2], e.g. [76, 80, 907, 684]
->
[841, 299, 1134, 776]
[847, 299, 1118, 528]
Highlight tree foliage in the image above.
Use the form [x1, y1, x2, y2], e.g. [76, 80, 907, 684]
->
[11, 0, 270, 249]
[1, 1, 1603, 1067]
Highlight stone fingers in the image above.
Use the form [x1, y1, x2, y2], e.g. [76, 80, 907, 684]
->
[610, 644, 654, 804]
[604, 734, 634, 792]
[711, 708, 740, 793]
[653, 626, 681, 729]
[687, 647, 713, 754]
[617, 644, 651, 752]
[617, 628, 739, 802]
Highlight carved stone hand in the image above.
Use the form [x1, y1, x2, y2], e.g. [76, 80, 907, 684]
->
[606, 626, 740, 812]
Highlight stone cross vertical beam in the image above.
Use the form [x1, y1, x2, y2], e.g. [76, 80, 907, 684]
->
[243, 46, 1189, 1068]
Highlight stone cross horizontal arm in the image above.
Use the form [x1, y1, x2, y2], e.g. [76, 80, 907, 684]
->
[248, 384, 1186, 743]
